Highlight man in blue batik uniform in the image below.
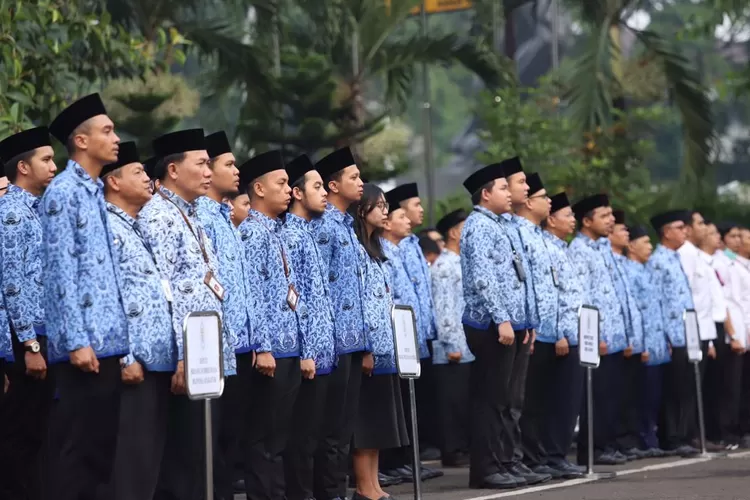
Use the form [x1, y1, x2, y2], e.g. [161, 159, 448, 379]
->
[431, 209, 474, 468]
[0, 126, 57, 499]
[648, 210, 699, 457]
[461, 163, 532, 490]
[42, 93, 129, 500]
[606, 210, 647, 460]
[101, 142, 176, 500]
[310, 147, 368, 500]
[625, 224, 671, 457]
[569, 194, 628, 466]
[238, 150, 302, 499]
[281, 154, 337, 500]
[197, 131, 257, 499]
[140, 129, 236, 500]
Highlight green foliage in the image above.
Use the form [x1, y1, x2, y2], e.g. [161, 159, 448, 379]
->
[476, 78, 676, 226]
[0, 0, 157, 136]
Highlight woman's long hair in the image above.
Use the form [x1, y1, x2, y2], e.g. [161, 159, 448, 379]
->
[349, 183, 386, 262]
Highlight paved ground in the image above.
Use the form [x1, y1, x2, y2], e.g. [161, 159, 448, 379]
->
[233, 451, 750, 499]
[376, 451, 750, 500]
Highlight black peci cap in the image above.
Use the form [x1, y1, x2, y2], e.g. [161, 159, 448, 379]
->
[143, 156, 158, 180]
[0, 127, 51, 164]
[526, 172, 544, 196]
[436, 209, 468, 237]
[315, 147, 356, 180]
[385, 183, 419, 208]
[101, 142, 140, 178]
[205, 131, 232, 159]
[49, 93, 108, 144]
[628, 224, 649, 241]
[650, 209, 690, 232]
[463, 163, 505, 195]
[502, 156, 524, 177]
[152, 129, 206, 158]
[286, 154, 315, 186]
[239, 150, 285, 189]
[613, 209, 626, 226]
[572, 194, 609, 221]
[549, 192, 570, 214]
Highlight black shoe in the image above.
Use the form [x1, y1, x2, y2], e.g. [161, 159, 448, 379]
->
[232, 479, 245, 493]
[469, 472, 519, 489]
[442, 452, 470, 467]
[379, 471, 403, 487]
[624, 447, 649, 460]
[646, 447, 665, 458]
[383, 467, 414, 482]
[548, 461, 583, 479]
[531, 464, 564, 479]
[612, 450, 631, 462]
[676, 445, 700, 457]
[420, 447, 441, 461]
[507, 462, 551, 486]
[416, 464, 444, 480]
[594, 452, 625, 465]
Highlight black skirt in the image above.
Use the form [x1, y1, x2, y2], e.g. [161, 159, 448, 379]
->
[353, 373, 410, 450]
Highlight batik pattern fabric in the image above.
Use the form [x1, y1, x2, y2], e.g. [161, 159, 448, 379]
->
[399, 234, 437, 341]
[239, 209, 300, 359]
[544, 231, 587, 347]
[567, 233, 627, 354]
[139, 186, 236, 375]
[40, 160, 129, 363]
[430, 249, 474, 364]
[381, 238, 429, 359]
[361, 256, 396, 375]
[0, 184, 45, 342]
[309, 203, 368, 354]
[107, 203, 176, 372]
[196, 196, 255, 354]
[460, 206, 526, 331]
[515, 216, 557, 341]
[624, 259, 670, 366]
[599, 239, 644, 353]
[646, 245, 695, 348]
[282, 213, 336, 374]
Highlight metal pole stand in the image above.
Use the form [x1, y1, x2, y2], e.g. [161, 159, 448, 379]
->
[408, 378, 422, 500]
[205, 399, 215, 500]
[693, 361, 727, 458]
[583, 367, 616, 480]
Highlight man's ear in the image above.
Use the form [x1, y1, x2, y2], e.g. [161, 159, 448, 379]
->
[292, 185, 304, 202]
[327, 179, 339, 194]
[252, 180, 264, 199]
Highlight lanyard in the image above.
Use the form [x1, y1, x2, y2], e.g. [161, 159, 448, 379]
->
[249, 214, 291, 280]
[109, 209, 158, 267]
[158, 191, 212, 267]
[472, 208, 521, 256]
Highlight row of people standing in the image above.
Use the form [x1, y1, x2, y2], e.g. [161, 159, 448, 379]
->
[0, 93, 444, 500]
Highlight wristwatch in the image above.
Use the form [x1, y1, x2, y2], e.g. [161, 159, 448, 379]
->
[24, 340, 41, 354]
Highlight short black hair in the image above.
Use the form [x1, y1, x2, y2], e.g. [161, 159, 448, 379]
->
[418, 227, 437, 238]
[419, 236, 440, 256]
[471, 179, 496, 205]
[288, 173, 308, 208]
[323, 170, 345, 193]
[155, 152, 187, 181]
[576, 209, 596, 228]
[65, 120, 93, 155]
[4, 150, 36, 183]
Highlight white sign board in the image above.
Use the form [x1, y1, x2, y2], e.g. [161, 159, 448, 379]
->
[578, 305, 601, 368]
[391, 305, 421, 379]
[183, 311, 225, 400]
[684, 309, 703, 363]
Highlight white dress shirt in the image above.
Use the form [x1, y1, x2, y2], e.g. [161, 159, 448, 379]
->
[716, 251, 750, 347]
[679, 241, 721, 341]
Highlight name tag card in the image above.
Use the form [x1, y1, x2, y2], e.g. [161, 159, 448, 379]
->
[578, 305, 601, 368]
[391, 305, 421, 379]
[183, 311, 225, 400]
[684, 309, 703, 363]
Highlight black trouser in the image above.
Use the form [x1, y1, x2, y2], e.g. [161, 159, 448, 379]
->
[544, 346, 584, 464]
[577, 351, 624, 462]
[508, 330, 532, 464]
[433, 361, 471, 458]
[660, 346, 695, 450]
[464, 325, 529, 482]
[244, 356, 301, 500]
[313, 351, 363, 500]
[47, 357, 122, 500]
[687, 340, 711, 442]
[520, 341, 555, 467]
[0, 334, 55, 500]
[284, 373, 330, 500]
[416, 346, 439, 450]
[640, 364, 663, 449]
[215, 352, 253, 500]
[714, 335, 744, 442]
[111, 370, 171, 500]
[704, 331, 724, 441]
[739, 352, 750, 436]
[154, 393, 220, 500]
[615, 354, 645, 451]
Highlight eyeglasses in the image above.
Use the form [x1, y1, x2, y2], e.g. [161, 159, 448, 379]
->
[529, 193, 550, 201]
[375, 201, 389, 211]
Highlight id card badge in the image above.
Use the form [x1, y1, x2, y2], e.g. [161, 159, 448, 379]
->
[161, 279, 174, 302]
[204, 271, 226, 301]
[287, 284, 300, 311]
[551, 266, 560, 287]
[513, 253, 527, 282]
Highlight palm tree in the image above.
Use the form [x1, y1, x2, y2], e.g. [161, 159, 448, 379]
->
[561, 0, 714, 202]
